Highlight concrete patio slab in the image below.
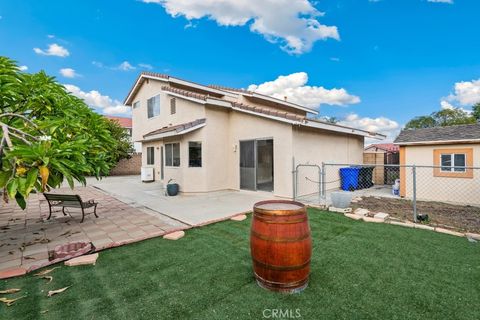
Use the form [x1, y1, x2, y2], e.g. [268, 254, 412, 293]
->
[87, 176, 280, 226]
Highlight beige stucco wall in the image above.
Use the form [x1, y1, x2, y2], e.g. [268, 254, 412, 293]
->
[131, 79, 366, 197]
[131, 80, 205, 143]
[292, 127, 364, 196]
[403, 144, 480, 205]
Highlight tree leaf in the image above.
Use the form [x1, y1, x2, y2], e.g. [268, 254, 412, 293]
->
[15, 193, 26, 210]
[6, 179, 18, 199]
[0, 288, 21, 294]
[47, 286, 71, 297]
[0, 171, 11, 188]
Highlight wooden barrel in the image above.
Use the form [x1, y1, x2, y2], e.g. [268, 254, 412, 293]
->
[250, 200, 312, 293]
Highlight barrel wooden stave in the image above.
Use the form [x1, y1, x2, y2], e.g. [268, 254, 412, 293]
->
[250, 200, 312, 293]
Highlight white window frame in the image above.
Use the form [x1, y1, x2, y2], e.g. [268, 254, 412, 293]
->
[146, 147, 155, 165]
[165, 142, 180, 167]
[147, 95, 160, 119]
[440, 153, 466, 172]
[188, 141, 202, 168]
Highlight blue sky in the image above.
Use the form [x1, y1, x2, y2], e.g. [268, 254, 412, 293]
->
[1, 0, 479, 140]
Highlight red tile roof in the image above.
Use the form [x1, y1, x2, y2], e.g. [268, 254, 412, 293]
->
[365, 143, 399, 153]
[161, 86, 305, 123]
[143, 119, 206, 139]
[161, 86, 208, 101]
[105, 116, 132, 128]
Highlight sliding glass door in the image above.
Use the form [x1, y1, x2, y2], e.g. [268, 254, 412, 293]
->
[239, 139, 274, 192]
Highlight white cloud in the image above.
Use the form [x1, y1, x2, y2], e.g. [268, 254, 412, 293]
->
[142, 0, 339, 54]
[64, 84, 130, 115]
[18, 65, 28, 71]
[117, 61, 136, 71]
[339, 113, 400, 142]
[427, 0, 453, 3]
[138, 63, 153, 70]
[59, 68, 78, 78]
[33, 43, 70, 57]
[444, 78, 480, 107]
[47, 34, 55, 38]
[247, 72, 360, 109]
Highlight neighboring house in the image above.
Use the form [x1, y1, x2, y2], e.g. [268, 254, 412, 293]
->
[394, 123, 480, 205]
[104, 116, 141, 153]
[124, 72, 385, 198]
[364, 143, 400, 185]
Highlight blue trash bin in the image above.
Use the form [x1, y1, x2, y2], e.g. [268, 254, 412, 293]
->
[339, 167, 360, 191]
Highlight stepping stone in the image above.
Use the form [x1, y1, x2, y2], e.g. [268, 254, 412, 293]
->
[163, 231, 185, 240]
[354, 208, 369, 216]
[230, 214, 247, 221]
[389, 221, 414, 228]
[0, 267, 27, 279]
[414, 224, 434, 231]
[435, 228, 464, 237]
[65, 253, 99, 267]
[465, 233, 480, 241]
[344, 213, 363, 221]
[373, 212, 389, 221]
[362, 217, 384, 223]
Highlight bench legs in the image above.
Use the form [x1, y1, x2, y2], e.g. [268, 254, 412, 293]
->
[47, 205, 98, 223]
[47, 204, 52, 220]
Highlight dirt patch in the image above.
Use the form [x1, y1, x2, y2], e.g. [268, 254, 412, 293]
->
[352, 196, 480, 233]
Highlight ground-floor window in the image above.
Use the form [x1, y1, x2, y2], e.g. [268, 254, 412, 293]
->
[146, 147, 155, 165]
[433, 148, 473, 178]
[440, 153, 466, 172]
[165, 143, 180, 167]
[189, 142, 202, 167]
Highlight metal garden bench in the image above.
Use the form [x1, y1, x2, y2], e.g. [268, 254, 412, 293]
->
[44, 193, 98, 223]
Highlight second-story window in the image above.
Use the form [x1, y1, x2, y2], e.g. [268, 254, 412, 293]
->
[147, 95, 160, 118]
[170, 98, 176, 115]
[133, 101, 140, 109]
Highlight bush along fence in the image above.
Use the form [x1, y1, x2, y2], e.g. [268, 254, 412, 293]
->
[293, 162, 480, 234]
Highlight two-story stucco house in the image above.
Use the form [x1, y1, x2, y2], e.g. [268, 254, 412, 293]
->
[124, 72, 385, 198]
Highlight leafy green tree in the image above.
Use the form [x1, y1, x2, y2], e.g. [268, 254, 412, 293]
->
[405, 108, 476, 129]
[0, 56, 132, 208]
[472, 102, 480, 121]
[404, 115, 436, 129]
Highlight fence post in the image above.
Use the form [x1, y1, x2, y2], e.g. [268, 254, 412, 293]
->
[321, 162, 326, 200]
[412, 165, 417, 223]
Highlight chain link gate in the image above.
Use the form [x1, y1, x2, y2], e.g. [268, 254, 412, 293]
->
[292, 163, 322, 205]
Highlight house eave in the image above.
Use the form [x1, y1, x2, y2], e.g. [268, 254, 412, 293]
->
[395, 139, 480, 146]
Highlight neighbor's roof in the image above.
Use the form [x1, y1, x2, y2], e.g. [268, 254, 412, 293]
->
[105, 116, 132, 128]
[394, 123, 480, 145]
[123, 72, 318, 115]
[365, 143, 399, 153]
[143, 118, 206, 141]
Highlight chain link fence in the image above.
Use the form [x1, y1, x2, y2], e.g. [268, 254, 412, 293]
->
[319, 163, 480, 233]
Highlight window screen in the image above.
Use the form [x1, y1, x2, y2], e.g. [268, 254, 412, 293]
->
[189, 142, 202, 167]
[165, 143, 180, 167]
[147, 95, 160, 118]
[146, 147, 155, 165]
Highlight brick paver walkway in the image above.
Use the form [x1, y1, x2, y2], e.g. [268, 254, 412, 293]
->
[0, 186, 187, 276]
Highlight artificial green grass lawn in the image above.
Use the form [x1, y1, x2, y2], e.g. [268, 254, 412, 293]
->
[1, 209, 479, 320]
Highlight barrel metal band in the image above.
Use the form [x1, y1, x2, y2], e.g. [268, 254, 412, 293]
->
[254, 214, 307, 224]
[254, 273, 309, 288]
[253, 258, 310, 272]
[251, 231, 310, 242]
